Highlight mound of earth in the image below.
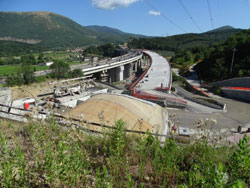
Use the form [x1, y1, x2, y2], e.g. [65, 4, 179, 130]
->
[63, 94, 168, 134]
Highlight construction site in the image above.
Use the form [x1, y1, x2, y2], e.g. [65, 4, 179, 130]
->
[0, 50, 249, 145]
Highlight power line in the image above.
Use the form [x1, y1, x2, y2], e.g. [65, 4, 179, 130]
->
[206, 0, 214, 28]
[144, 0, 186, 33]
[178, 0, 202, 32]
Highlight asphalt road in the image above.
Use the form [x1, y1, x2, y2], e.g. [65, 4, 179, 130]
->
[168, 87, 250, 131]
[216, 97, 250, 126]
[167, 108, 238, 131]
[170, 66, 250, 130]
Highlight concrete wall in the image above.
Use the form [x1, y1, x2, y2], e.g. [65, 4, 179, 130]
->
[222, 88, 250, 103]
[60, 88, 109, 108]
[0, 88, 11, 112]
[211, 77, 250, 88]
[0, 111, 28, 122]
[176, 86, 225, 110]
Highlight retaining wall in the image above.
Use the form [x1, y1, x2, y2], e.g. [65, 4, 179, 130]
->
[176, 86, 225, 110]
[222, 88, 250, 103]
[211, 77, 250, 88]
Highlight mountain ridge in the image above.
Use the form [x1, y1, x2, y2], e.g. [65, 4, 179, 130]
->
[0, 11, 244, 56]
[204, 25, 240, 33]
[0, 11, 144, 56]
[128, 25, 242, 51]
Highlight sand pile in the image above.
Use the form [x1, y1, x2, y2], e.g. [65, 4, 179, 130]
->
[63, 94, 168, 134]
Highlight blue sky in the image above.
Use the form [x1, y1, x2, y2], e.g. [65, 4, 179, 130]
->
[0, 0, 250, 36]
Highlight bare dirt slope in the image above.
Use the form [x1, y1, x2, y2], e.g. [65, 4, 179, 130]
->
[63, 94, 167, 133]
[11, 80, 82, 101]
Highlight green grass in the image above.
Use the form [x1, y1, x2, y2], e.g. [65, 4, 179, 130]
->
[42, 51, 75, 60]
[33, 65, 50, 71]
[66, 61, 83, 66]
[0, 65, 50, 77]
[0, 65, 21, 76]
[0, 119, 249, 187]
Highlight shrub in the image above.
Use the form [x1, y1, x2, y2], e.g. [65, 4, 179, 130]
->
[228, 134, 250, 184]
[50, 60, 70, 79]
[0, 119, 249, 187]
[5, 73, 24, 86]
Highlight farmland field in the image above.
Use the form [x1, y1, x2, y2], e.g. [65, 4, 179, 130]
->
[0, 65, 50, 77]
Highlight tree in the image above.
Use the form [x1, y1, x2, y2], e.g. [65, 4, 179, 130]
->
[50, 60, 70, 79]
[70, 69, 83, 78]
[184, 51, 192, 61]
[37, 53, 45, 64]
[0, 59, 6, 65]
[100, 43, 115, 57]
[238, 70, 244, 77]
[21, 61, 35, 84]
[5, 72, 24, 86]
[83, 43, 118, 58]
[21, 54, 36, 65]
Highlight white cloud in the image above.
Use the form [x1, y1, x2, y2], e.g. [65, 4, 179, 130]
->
[92, 0, 139, 10]
[149, 10, 161, 16]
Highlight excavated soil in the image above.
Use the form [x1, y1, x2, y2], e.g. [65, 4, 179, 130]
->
[63, 94, 167, 133]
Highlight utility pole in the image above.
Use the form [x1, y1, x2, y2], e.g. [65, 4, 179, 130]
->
[230, 47, 237, 75]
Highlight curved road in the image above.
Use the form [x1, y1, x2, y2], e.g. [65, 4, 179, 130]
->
[136, 50, 171, 90]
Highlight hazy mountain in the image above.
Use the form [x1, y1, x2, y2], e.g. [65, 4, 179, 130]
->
[204, 25, 240, 33]
[86, 25, 146, 44]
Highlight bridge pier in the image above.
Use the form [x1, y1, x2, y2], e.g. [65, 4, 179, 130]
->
[100, 70, 108, 82]
[107, 68, 116, 83]
[117, 65, 124, 81]
[141, 56, 149, 70]
[107, 65, 125, 83]
[138, 59, 141, 68]
[133, 61, 138, 72]
[124, 64, 133, 79]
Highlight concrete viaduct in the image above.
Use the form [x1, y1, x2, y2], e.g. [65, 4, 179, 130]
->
[70, 51, 150, 83]
[34, 50, 152, 84]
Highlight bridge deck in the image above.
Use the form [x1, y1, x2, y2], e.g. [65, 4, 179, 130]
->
[137, 51, 171, 90]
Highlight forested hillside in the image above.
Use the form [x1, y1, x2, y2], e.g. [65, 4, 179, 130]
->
[0, 12, 143, 56]
[128, 26, 241, 51]
[0, 12, 98, 49]
[195, 29, 250, 82]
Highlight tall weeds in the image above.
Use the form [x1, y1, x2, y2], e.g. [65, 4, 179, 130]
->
[0, 119, 249, 187]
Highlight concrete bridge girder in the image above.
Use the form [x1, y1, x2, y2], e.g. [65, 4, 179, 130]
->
[82, 54, 142, 76]
[82, 54, 145, 83]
